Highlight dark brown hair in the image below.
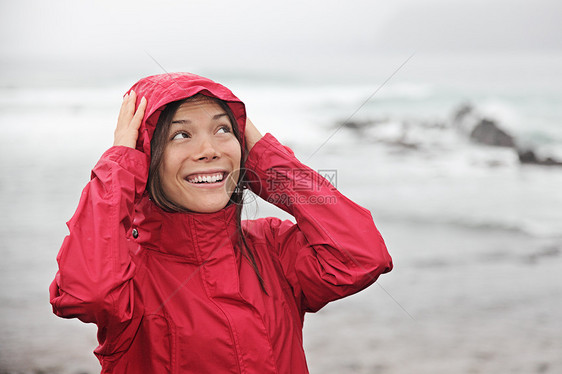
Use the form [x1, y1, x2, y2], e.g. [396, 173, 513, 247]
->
[147, 94, 266, 292]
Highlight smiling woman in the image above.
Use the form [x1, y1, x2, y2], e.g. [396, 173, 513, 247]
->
[49, 72, 393, 374]
[148, 94, 242, 214]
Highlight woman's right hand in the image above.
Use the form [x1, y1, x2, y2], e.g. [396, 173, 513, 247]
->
[113, 91, 147, 149]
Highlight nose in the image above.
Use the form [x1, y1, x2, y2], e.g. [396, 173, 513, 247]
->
[192, 136, 220, 161]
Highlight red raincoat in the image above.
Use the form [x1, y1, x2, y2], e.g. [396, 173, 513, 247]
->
[50, 73, 393, 373]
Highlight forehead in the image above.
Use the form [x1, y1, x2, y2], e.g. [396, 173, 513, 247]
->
[172, 97, 225, 119]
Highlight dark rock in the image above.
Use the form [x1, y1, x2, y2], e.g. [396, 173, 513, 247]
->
[469, 118, 515, 147]
[543, 157, 562, 166]
[336, 118, 387, 131]
[341, 120, 364, 130]
[518, 149, 538, 163]
[517, 148, 562, 166]
[338, 119, 373, 130]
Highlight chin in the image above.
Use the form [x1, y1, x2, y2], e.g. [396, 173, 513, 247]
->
[185, 199, 231, 214]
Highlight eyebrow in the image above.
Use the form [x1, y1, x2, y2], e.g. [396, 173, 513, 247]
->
[171, 113, 228, 125]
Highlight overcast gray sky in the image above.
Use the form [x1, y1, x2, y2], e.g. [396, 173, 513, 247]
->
[0, 1, 400, 61]
[1, 0, 560, 82]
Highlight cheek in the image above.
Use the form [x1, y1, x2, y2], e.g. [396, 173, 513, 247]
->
[226, 139, 242, 167]
[160, 150, 180, 187]
[158, 165, 173, 196]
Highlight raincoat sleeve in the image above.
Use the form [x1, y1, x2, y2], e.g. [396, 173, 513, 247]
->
[245, 133, 393, 313]
[49, 146, 147, 353]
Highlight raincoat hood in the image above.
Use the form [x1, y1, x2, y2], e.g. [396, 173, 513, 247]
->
[126, 72, 247, 157]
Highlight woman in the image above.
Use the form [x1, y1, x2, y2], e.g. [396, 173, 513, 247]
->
[50, 72, 393, 373]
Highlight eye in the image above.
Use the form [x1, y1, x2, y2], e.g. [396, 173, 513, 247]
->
[171, 131, 190, 140]
[216, 125, 231, 134]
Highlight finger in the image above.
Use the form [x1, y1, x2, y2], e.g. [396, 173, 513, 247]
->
[116, 93, 130, 125]
[123, 91, 136, 121]
[130, 97, 147, 130]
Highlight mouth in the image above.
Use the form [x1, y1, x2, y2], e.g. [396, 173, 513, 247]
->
[185, 171, 228, 184]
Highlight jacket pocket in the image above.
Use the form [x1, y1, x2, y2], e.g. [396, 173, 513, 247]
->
[139, 313, 177, 373]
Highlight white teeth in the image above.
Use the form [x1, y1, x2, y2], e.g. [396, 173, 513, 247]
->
[187, 172, 224, 184]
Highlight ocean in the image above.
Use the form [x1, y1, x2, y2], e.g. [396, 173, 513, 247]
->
[1, 51, 561, 373]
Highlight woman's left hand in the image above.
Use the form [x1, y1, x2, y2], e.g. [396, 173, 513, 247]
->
[245, 117, 263, 153]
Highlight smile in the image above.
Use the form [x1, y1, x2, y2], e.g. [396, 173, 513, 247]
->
[185, 172, 226, 184]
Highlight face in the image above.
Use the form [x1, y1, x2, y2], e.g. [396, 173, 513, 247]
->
[159, 98, 242, 213]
